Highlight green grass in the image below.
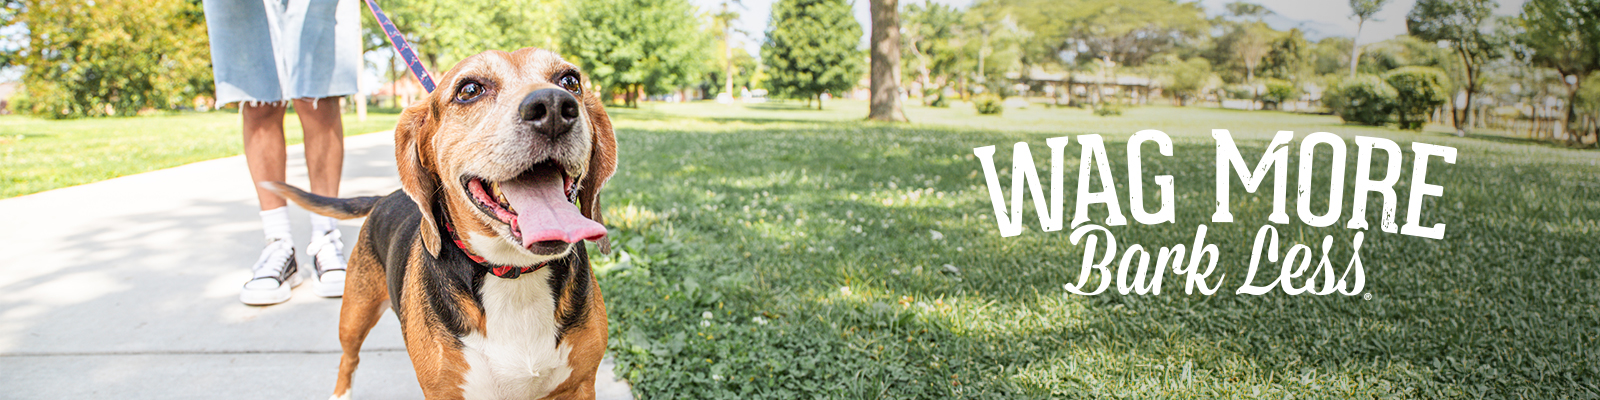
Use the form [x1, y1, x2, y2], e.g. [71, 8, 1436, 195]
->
[3, 100, 1595, 398]
[0, 110, 400, 198]
[592, 100, 1600, 398]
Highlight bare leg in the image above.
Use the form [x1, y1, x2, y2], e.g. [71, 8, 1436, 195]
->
[243, 102, 289, 211]
[296, 97, 345, 198]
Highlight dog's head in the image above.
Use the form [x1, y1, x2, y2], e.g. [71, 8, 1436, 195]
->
[394, 48, 616, 266]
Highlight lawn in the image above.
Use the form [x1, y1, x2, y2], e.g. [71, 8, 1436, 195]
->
[593, 100, 1600, 398]
[0, 110, 401, 198]
[4, 100, 1596, 398]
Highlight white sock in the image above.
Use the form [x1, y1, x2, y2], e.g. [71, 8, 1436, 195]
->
[260, 207, 293, 242]
[310, 214, 338, 238]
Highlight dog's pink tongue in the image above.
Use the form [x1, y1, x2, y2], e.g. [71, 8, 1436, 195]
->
[500, 166, 606, 247]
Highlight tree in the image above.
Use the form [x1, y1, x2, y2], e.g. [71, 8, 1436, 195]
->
[1226, 1, 1270, 21]
[1516, 0, 1600, 143]
[1408, 0, 1502, 136]
[1348, 0, 1392, 76]
[1261, 28, 1311, 81]
[962, 1, 1027, 97]
[763, 0, 864, 109]
[376, 0, 563, 72]
[1354, 35, 1454, 74]
[9, 0, 210, 118]
[868, 0, 906, 121]
[1165, 57, 1214, 106]
[0, 0, 21, 68]
[702, 45, 758, 98]
[1311, 37, 1354, 75]
[712, 0, 746, 100]
[901, 2, 965, 105]
[1004, 0, 1209, 68]
[561, 0, 711, 107]
[1234, 24, 1273, 83]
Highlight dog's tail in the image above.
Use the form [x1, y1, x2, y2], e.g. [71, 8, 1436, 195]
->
[259, 182, 381, 220]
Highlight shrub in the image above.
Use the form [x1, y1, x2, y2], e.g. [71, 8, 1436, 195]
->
[1384, 67, 1450, 131]
[1326, 75, 1396, 126]
[1223, 84, 1256, 100]
[973, 94, 1003, 115]
[926, 89, 949, 108]
[1261, 79, 1300, 109]
[1093, 102, 1123, 116]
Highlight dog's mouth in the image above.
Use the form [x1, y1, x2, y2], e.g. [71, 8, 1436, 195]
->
[463, 161, 606, 252]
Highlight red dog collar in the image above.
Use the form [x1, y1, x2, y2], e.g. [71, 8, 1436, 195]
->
[443, 220, 546, 279]
[436, 182, 580, 279]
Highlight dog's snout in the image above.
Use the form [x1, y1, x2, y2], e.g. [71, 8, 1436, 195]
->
[519, 88, 581, 137]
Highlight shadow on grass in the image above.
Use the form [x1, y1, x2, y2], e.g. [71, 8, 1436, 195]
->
[1432, 130, 1599, 150]
[595, 121, 1600, 399]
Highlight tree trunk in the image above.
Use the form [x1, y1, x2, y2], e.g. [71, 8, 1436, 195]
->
[1461, 76, 1475, 137]
[867, 0, 906, 122]
[909, 38, 932, 106]
[724, 19, 735, 100]
[389, 56, 399, 108]
[1348, 19, 1365, 77]
[1453, 49, 1474, 136]
[1563, 73, 1583, 144]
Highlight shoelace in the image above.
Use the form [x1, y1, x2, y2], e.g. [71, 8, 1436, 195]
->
[309, 229, 346, 273]
[252, 238, 294, 280]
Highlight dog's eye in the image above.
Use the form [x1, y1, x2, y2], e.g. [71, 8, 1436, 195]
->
[455, 81, 485, 102]
[557, 74, 582, 95]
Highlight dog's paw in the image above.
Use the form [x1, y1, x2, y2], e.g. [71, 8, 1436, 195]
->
[328, 391, 352, 400]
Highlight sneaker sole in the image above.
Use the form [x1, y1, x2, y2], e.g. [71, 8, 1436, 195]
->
[314, 273, 345, 298]
[240, 272, 303, 305]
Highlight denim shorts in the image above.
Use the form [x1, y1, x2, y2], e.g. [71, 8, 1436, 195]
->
[203, 0, 362, 105]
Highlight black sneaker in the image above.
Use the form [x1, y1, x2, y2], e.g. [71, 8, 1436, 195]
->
[308, 229, 346, 298]
[240, 238, 302, 305]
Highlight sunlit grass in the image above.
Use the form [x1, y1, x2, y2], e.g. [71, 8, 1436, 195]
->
[594, 100, 1600, 399]
[4, 99, 1594, 398]
[0, 110, 401, 198]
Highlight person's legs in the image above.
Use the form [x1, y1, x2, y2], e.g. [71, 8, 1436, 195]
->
[296, 97, 344, 198]
[243, 102, 289, 210]
[240, 102, 303, 306]
[296, 96, 348, 297]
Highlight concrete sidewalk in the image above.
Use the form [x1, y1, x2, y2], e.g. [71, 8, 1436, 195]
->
[0, 131, 632, 399]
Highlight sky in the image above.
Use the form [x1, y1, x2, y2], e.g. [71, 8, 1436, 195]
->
[693, 0, 1532, 57]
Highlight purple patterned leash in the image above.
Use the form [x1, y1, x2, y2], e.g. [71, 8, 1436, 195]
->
[362, 0, 436, 93]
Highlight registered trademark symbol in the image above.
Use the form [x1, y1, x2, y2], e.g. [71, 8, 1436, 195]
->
[1363, 293, 1373, 300]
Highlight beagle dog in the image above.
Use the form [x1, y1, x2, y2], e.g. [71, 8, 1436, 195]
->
[265, 48, 618, 400]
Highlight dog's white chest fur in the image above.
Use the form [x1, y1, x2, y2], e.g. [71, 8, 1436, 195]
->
[459, 271, 573, 399]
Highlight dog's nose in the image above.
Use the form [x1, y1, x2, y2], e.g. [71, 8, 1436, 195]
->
[519, 88, 581, 137]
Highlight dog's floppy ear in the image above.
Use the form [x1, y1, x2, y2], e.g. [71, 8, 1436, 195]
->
[395, 101, 444, 257]
[580, 98, 617, 254]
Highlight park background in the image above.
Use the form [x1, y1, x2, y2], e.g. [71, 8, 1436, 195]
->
[1, 0, 1598, 398]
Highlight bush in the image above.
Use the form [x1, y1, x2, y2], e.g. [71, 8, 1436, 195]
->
[1093, 102, 1123, 116]
[1223, 84, 1256, 100]
[1261, 79, 1300, 109]
[6, 88, 30, 115]
[1326, 75, 1396, 126]
[973, 94, 1003, 115]
[1384, 67, 1450, 131]
[926, 89, 949, 108]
